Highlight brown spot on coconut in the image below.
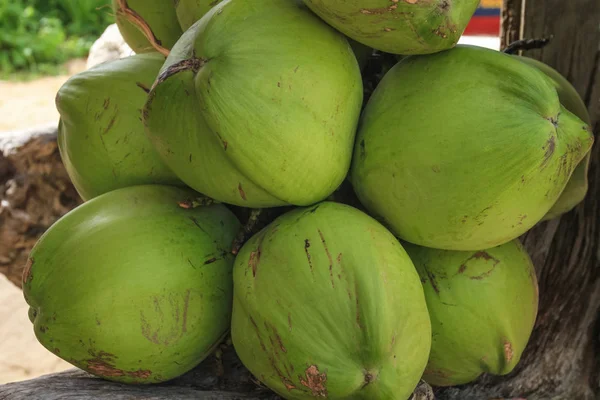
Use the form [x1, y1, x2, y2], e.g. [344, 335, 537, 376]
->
[504, 340, 514, 363]
[299, 365, 328, 397]
[22, 257, 34, 285]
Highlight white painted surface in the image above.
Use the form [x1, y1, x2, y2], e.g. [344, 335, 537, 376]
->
[458, 35, 502, 50]
[86, 24, 135, 69]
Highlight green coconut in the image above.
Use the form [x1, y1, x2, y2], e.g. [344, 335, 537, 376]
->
[515, 56, 593, 221]
[175, 0, 225, 31]
[404, 240, 538, 386]
[112, 0, 182, 54]
[302, 0, 480, 55]
[143, 0, 363, 208]
[232, 202, 431, 399]
[351, 45, 594, 251]
[23, 185, 240, 384]
[516, 58, 591, 122]
[56, 53, 183, 201]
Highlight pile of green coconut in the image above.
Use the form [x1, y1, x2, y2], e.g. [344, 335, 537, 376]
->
[22, 0, 594, 399]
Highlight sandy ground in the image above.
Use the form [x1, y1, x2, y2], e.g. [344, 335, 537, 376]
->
[0, 59, 87, 133]
[0, 59, 87, 384]
[0, 276, 73, 384]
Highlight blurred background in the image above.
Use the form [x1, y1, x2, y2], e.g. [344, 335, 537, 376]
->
[0, 0, 502, 384]
[0, 0, 124, 135]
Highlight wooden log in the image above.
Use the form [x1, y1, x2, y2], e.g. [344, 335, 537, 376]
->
[0, 346, 279, 400]
[0, 344, 434, 399]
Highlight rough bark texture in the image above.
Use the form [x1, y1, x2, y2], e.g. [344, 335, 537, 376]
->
[0, 126, 82, 288]
[439, 1, 600, 399]
[1, 0, 600, 398]
[500, 0, 523, 49]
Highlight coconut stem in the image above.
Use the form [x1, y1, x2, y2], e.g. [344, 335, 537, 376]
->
[116, 0, 170, 57]
[409, 380, 435, 400]
[213, 336, 232, 378]
[154, 58, 207, 89]
[231, 209, 263, 255]
[178, 195, 218, 209]
[503, 37, 553, 55]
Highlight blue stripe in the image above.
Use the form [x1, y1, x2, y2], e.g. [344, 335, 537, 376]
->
[473, 8, 501, 16]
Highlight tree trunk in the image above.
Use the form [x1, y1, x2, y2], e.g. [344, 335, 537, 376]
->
[439, 1, 600, 399]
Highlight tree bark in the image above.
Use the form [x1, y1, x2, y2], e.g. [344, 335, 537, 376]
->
[500, 0, 523, 50]
[439, 1, 600, 399]
[0, 126, 82, 288]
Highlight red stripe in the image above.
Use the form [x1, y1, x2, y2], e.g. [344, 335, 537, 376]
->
[464, 16, 501, 36]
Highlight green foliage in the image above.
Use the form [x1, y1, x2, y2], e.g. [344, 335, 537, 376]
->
[0, 0, 113, 74]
